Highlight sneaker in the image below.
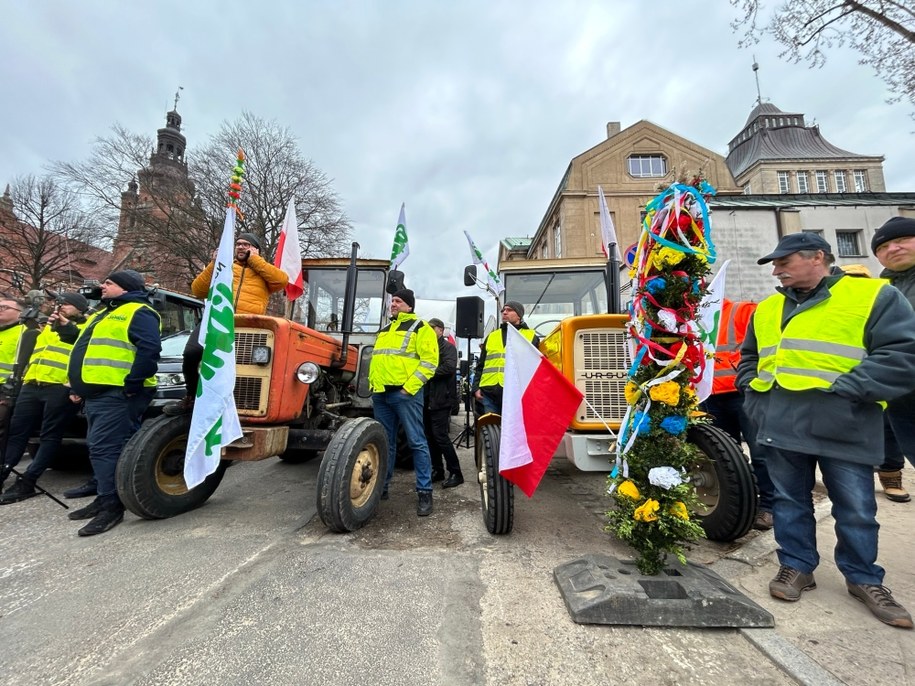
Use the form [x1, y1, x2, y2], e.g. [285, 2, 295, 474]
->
[769, 565, 816, 601]
[163, 395, 195, 417]
[417, 491, 433, 517]
[63, 479, 97, 499]
[68, 497, 103, 521]
[847, 583, 914, 629]
[877, 470, 910, 503]
[77, 507, 124, 536]
[752, 510, 774, 531]
[0, 477, 37, 505]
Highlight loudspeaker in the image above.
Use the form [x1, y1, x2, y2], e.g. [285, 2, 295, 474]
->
[455, 296, 484, 339]
[459, 359, 470, 378]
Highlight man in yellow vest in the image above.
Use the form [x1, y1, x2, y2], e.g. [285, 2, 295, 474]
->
[369, 288, 439, 516]
[737, 233, 915, 629]
[0, 295, 26, 456]
[0, 292, 90, 501]
[53, 270, 162, 536]
[472, 301, 539, 415]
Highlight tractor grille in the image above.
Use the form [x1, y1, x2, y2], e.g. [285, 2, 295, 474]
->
[233, 328, 274, 416]
[234, 375, 263, 412]
[575, 329, 629, 424]
[235, 331, 270, 365]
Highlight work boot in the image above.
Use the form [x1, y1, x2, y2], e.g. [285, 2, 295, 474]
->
[0, 476, 37, 505]
[68, 497, 104, 521]
[163, 395, 195, 417]
[78, 502, 125, 537]
[442, 473, 464, 489]
[769, 565, 816, 601]
[63, 479, 97, 499]
[847, 583, 914, 629]
[877, 470, 910, 503]
[752, 510, 774, 531]
[417, 491, 433, 517]
[0, 463, 12, 490]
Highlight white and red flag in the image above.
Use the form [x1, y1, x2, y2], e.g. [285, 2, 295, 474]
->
[598, 185, 622, 261]
[499, 325, 583, 497]
[273, 198, 303, 300]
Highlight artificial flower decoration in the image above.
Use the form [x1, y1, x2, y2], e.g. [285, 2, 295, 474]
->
[605, 178, 717, 575]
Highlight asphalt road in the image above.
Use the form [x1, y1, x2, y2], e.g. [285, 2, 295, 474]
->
[0, 422, 796, 686]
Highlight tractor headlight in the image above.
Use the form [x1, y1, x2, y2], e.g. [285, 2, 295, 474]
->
[252, 345, 271, 365]
[295, 362, 320, 384]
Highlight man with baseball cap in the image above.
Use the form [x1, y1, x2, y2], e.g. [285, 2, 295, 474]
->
[871, 217, 915, 502]
[0, 292, 91, 501]
[737, 232, 915, 628]
[472, 301, 539, 415]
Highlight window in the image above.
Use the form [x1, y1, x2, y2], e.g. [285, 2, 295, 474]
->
[553, 223, 562, 258]
[627, 155, 667, 178]
[797, 171, 809, 194]
[815, 171, 829, 193]
[854, 170, 868, 192]
[777, 171, 790, 194]
[836, 230, 863, 257]
[834, 171, 847, 193]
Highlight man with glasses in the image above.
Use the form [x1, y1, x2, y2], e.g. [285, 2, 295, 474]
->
[164, 232, 287, 416]
[472, 301, 539, 415]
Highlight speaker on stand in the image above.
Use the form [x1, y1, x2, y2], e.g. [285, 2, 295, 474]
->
[452, 296, 484, 449]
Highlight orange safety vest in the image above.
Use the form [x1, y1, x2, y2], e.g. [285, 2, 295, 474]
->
[712, 299, 757, 395]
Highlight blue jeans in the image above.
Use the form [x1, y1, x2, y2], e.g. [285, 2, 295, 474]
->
[478, 390, 500, 416]
[879, 389, 915, 471]
[767, 448, 884, 585]
[373, 390, 432, 492]
[85, 388, 152, 502]
[702, 391, 775, 512]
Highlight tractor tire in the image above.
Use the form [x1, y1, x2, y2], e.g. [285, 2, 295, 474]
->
[316, 417, 388, 533]
[116, 414, 229, 520]
[688, 423, 757, 542]
[476, 420, 513, 535]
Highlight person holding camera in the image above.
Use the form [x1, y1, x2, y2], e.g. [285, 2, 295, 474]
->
[164, 232, 287, 416]
[0, 292, 90, 501]
[0, 296, 26, 459]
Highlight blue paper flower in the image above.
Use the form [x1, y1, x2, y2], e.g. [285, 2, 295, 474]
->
[660, 415, 688, 435]
[633, 411, 652, 435]
[646, 277, 667, 294]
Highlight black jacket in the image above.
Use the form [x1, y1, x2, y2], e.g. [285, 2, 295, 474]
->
[425, 335, 457, 411]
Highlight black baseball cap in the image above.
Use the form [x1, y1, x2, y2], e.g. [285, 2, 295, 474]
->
[757, 233, 833, 265]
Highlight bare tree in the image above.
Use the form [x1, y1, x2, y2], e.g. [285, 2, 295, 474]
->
[192, 112, 352, 260]
[732, 1, 915, 115]
[0, 175, 103, 292]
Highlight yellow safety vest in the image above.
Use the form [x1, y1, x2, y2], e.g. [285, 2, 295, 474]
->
[0, 323, 25, 384]
[24, 324, 81, 385]
[749, 278, 885, 394]
[81, 302, 160, 388]
[369, 313, 439, 395]
[479, 326, 537, 388]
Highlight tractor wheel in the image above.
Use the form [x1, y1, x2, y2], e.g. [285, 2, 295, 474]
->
[116, 414, 229, 520]
[316, 417, 388, 533]
[476, 419, 513, 535]
[688, 423, 757, 542]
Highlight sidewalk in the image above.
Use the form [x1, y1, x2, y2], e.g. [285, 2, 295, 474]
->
[711, 468, 915, 686]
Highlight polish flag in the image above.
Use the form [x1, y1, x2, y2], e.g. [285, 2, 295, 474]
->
[499, 325, 584, 497]
[274, 198, 304, 300]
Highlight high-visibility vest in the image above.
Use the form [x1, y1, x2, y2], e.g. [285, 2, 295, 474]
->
[24, 324, 80, 385]
[369, 313, 439, 395]
[0, 323, 25, 384]
[478, 326, 537, 388]
[80, 302, 160, 388]
[749, 278, 885, 395]
[712, 300, 757, 395]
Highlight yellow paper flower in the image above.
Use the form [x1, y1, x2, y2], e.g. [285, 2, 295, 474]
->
[624, 381, 641, 405]
[617, 480, 641, 500]
[651, 246, 684, 270]
[634, 499, 660, 522]
[648, 381, 681, 406]
[669, 501, 690, 520]
[682, 387, 698, 407]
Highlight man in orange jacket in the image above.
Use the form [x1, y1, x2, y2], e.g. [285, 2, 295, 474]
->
[164, 232, 287, 416]
[703, 298, 775, 531]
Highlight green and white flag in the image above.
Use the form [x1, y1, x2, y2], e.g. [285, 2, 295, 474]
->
[184, 206, 243, 489]
[695, 259, 730, 403]
[464, 230, 504, 297]
[390, 203, 410, 269]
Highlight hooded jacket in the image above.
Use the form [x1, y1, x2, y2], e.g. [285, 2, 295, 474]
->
[192, 253, 288, 315]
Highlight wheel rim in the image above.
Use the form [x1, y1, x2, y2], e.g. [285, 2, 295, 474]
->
[477, 440, 489, 511]
[690, 457, 719, 516]
[155, 436, 191, 496]
[349, 443, 380, 508]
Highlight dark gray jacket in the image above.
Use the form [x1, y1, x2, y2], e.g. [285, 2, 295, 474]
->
[881, 264, 915, 309]
[737, 274, 915, 465]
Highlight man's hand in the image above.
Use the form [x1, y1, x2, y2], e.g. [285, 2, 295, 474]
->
[474, 390, 483, 400]
[48, 310, 70, 327]
[68, 392, 81, 404]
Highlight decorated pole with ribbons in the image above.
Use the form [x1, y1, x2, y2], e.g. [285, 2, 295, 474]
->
[605, 177, 719, 575]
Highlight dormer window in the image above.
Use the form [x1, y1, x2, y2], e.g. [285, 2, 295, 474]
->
[627, 155, 668, 178]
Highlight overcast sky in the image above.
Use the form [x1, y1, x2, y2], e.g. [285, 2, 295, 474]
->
[2, 1, 912, 308]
